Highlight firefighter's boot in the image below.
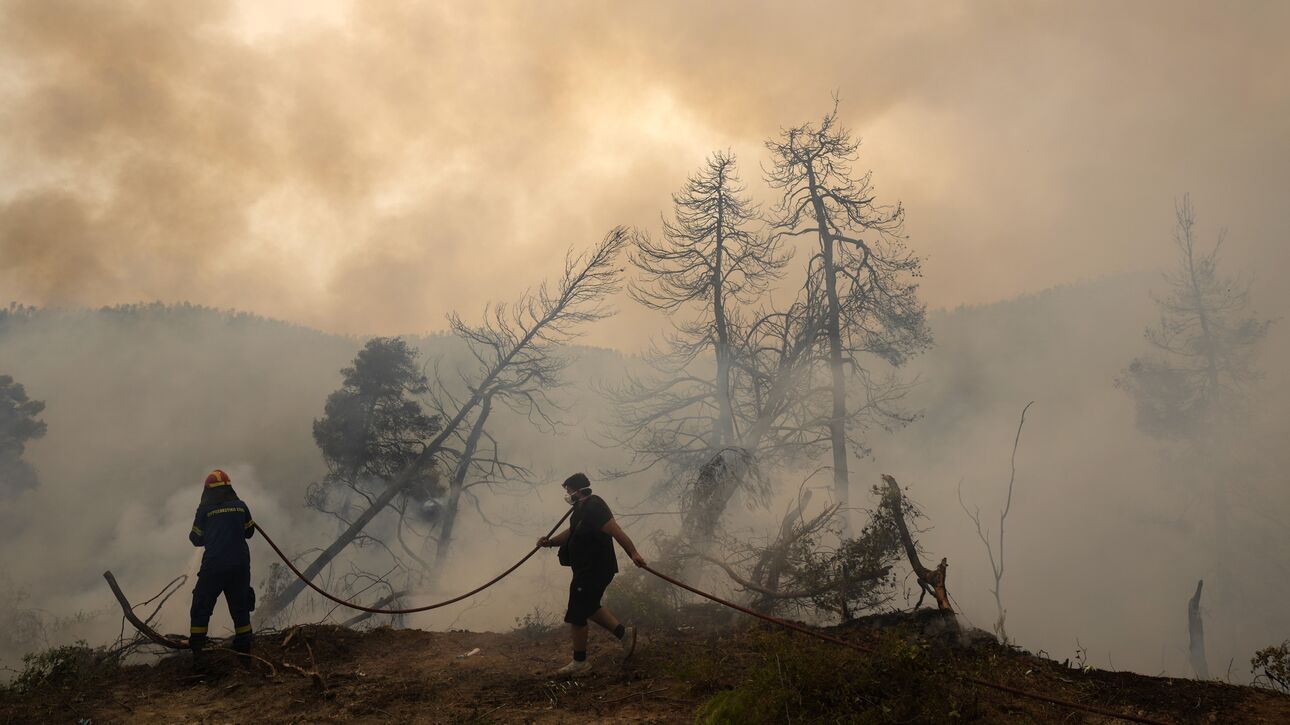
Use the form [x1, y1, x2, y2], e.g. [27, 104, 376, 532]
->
[232, 628, 254, 671]
[189, 632, 209, 674]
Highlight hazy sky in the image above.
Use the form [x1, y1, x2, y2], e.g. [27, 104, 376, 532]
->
[1, 0, 1286, 349]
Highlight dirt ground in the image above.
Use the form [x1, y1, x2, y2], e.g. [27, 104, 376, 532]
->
[3, 622, 1290, 724]
[3, 626, 699, 724]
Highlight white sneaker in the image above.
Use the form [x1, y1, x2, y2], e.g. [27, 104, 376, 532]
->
[555, 658, 592, 677]
[620, 626, 637, 660]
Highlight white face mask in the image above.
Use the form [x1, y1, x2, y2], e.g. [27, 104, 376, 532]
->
[564, 488, 591, 505]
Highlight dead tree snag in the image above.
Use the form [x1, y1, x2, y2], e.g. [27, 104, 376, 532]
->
[881, 474, 952, 613]
[1188, 579, 1210, 679]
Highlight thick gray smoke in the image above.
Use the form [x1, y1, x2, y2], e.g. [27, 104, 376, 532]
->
[1, 0, 1286, 347]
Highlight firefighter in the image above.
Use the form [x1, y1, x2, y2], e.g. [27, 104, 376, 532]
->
[188, 468, 256, 669]
[537, 472, 646, 676]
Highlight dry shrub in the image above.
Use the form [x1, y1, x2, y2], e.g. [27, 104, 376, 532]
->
[1251, 641, 1290, 693]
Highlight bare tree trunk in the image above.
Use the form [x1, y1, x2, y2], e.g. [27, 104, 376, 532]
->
[712, 189, 736, 448]
[433, 395, 494, 571]
[675, 448, 756, 568]
[260, 474, 403, 623]
[256, 403, 477, 625]
[1178, 198, 1231, 600]
[737, 302, 824, 455]
[825, 314, 851, 517]
[1188, 579, 1210, 679]
[340, 589, 415, 628]
[806, 168, 851, 524]
[741, 345, 805, 450]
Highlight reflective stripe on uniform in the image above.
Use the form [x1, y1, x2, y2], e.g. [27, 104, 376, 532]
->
[192, 525, 203, 535]
[244, 519, 255, 529]
[235, 624, 252, 635]
[190, 626, 208, 634]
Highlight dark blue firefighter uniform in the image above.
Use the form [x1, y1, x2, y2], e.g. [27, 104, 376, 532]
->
[188, 494, 256, 654]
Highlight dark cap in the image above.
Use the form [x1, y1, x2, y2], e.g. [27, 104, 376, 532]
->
[562, 472, 591, 490]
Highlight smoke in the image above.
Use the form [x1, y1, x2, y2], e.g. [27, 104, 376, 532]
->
[1, 283, 1287, 679]
[870, 275, 1290, 677]
[93, 465, 293, 638]
[1, 1, 1286, 348]
[0, 307, 634, 667]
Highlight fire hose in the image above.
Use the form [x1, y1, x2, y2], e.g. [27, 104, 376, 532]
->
[101, 508, 573, 648]
[641, 564, 1169, 725]
[106, 510, 1170, 724]
[252, 507, 574, 615]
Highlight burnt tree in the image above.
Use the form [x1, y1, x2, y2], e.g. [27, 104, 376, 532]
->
[1118, 195, 1271, 598]
[611, 151, 789, 480]
[766, 104, 931, 521]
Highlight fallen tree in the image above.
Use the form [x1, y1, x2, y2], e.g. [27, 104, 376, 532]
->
[698, 494, 894, 617]
[256, 228, 630, 625]
[102, 571, 186, 650]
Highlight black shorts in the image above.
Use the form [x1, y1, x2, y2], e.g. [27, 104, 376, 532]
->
[564, 572, 614, 625]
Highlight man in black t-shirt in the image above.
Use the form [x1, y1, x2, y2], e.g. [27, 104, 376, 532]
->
[538, 472, 646, 676]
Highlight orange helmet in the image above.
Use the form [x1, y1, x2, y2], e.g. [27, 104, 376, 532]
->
[204, 469, 232, 488]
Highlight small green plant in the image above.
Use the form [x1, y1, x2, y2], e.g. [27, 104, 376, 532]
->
[512, 607, 557, 640]
[1251, 641, 1290, 693]
[5, 641, 103, 694]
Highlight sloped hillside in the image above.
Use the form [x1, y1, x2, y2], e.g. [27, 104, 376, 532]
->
[3, 615, 1289, 724]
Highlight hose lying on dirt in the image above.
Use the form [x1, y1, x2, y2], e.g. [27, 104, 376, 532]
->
[106, 508, 1169, 724]
[642, 564, 1171, 725]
